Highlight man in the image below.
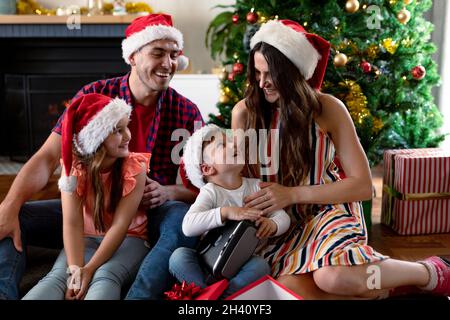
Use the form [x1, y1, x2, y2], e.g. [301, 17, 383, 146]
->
[0, 13, 202, 300]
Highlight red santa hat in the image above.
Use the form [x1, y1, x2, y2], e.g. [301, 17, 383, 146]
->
[122, 13, 189, 70]
[58, 93, 132, 193]
[250, 19, 330, 89]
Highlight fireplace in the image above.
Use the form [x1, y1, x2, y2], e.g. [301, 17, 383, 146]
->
[0, 18, 131, 161]
[4, 73, 125, 161]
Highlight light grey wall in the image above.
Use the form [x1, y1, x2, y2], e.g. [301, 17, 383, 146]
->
[39, 0, 236, 73]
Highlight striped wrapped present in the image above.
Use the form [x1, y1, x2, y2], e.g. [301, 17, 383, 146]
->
[381, 148, 450, 235]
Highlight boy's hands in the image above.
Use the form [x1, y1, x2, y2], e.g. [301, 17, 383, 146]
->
[255, 217, 277, 239]
[221, 206, 263, 223]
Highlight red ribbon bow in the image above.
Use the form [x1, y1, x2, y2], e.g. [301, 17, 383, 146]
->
[164, 281, 203, 300]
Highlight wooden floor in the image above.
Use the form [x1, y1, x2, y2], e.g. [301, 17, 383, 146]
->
[1, 166, 450, 262]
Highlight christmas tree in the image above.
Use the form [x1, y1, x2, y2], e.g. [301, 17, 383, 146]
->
[206, 0, 446, 166]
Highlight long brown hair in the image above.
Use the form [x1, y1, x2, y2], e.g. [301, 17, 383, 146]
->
[74, 146, 124, 233]
[244, 42, 322, 187]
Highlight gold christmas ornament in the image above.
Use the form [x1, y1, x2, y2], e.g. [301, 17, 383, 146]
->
[345, 0, 360, 13]
[403, 0, 413, 5]
[397, 8, 411, 24]
[366, 45, 379, 60]
[333, 52, 348, 67]
[382, 38, 399, 54]
[102, 2, 114, 14]
[80, 7, 89, 15]
[257, 12, 268, 24]
[219, 94, 230, 104]
[219, 69, 228, 81]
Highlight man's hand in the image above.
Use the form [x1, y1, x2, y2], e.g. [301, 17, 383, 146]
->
[140, 177, 171, 210]
[255, 217, 277, 239]
[221, 206, 263, 222]
[0, 203, 22, 252]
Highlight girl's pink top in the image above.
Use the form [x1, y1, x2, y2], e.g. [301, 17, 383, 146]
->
[70, 152, 151, 240]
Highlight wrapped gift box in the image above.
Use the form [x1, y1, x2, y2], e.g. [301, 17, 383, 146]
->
[225, 275, 303, 300]
[195, 279, 229, 300]
[381, 148, 450, 235]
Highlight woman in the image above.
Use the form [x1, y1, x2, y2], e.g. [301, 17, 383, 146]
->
[231, 19, 449, 299]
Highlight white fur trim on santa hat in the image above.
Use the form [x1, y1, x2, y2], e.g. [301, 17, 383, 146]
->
[250, 20, 320, 80]
[74, 98, 132, 156]
[122, 25, 184, 65]
[183, 124, 223, 189]
[58, 175, 77, 193]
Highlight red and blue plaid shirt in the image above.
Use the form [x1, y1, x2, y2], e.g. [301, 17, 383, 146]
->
[53, 73, 204, 187]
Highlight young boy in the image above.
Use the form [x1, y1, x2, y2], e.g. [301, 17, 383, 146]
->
[169, 124, 290, 298]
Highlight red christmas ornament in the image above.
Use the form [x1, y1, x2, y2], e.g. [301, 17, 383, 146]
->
[411, 65, 426, 80]
[360, 61, 372, 73]
[246, 10, 258, 24]
[232, 62, 244, 75]
[227, 72, 236, 82]
[232, 14, 239, 24]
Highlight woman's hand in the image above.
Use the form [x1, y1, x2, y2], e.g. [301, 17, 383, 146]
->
[244, 182, 295, 215]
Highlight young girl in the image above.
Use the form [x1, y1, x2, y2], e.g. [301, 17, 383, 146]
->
[169, 124, 290, 298]
[23, 93, 151, 300]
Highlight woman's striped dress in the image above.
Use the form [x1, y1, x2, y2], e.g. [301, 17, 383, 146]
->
[256, 110, 388, 278]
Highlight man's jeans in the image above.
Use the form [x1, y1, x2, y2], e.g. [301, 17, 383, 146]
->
[0, 199, 63, 300]
[125, 200, 198, 300]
